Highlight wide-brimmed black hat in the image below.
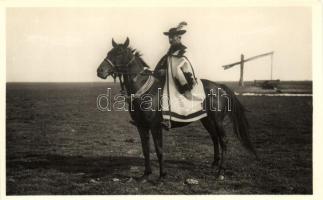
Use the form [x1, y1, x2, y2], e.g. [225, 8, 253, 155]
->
[163, 21, 187, 37]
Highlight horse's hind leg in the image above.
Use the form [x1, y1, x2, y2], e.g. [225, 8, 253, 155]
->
[213, 118, 228, 176]
[151, 127, 166, 178]
[137, 127, 152, 178]
[201, 117, 220, 168]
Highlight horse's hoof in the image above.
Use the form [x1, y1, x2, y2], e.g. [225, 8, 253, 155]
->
[135, 171, 151, 183]
[136, 174, 149, 183]
[211, 160, 219, 168]
[159, 172, 167, 179]
[145, 170, 152, 175]
[216, 167, 225, 177]
[139, 178, 148, 183]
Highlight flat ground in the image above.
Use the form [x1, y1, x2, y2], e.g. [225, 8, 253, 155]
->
[6, 82, 312, 194]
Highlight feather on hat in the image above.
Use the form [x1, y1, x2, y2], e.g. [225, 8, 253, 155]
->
[163, 21, 187, 36]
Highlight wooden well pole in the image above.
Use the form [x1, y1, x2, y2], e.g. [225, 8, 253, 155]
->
[239, 54, 244, 86]
[222, 51, 274, 86]
[270, 53, 273, 80]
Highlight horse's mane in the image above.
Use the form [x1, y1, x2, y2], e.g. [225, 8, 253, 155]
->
[129, 47, 150, 68]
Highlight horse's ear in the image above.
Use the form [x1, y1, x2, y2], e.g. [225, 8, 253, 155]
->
[112, 38, 117, 48]
[123, 37, 129, 47]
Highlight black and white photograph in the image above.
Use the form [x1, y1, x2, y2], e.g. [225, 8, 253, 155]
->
[1, 1, 322, 197]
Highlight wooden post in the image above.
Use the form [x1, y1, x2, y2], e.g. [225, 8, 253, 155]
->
[270, 53, 273, 80]
[222, 51, 273, 85]
[239, 54, 244, 87]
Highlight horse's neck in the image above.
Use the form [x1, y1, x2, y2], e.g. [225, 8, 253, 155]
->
[123, 57, 149, 95]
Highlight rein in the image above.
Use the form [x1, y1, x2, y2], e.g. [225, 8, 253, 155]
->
[104, 52, 151, 97]
[104, 55, 136, 92]
[104, 56, 136, 75]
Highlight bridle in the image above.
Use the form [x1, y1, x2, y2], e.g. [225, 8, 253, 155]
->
[101, 48, 154, 102]
[104, 56, 136, 75]
[103, 52, 138, 93]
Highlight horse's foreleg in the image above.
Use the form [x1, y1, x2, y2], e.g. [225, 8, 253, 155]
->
[151, 127, 166, 178]
[137, 127, 152, 177]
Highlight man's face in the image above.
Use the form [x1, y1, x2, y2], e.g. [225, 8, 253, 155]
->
[169, 35, 182, 46]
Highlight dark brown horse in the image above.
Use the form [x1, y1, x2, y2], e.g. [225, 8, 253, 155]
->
[97, 38, 257, 179]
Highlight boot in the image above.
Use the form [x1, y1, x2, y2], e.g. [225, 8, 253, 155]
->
[160, 120, 171, 130]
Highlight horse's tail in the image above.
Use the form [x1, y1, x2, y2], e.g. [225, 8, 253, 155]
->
[220, 84, 258, 159]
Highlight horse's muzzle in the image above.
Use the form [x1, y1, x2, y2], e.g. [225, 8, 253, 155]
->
[97, 68, 108, 79]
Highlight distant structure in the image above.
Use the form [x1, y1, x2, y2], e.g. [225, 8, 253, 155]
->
[222, 51, 274, 87]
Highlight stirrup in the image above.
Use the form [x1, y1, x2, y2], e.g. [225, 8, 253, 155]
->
[160, 120, 171, 130]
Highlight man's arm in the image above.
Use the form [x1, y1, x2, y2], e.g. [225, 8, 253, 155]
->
[175, 59, 189, 86]
[173, 58, 195, 93]
[153, 55, 168, 78]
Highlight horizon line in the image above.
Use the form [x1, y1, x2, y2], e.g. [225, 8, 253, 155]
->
[6, 80, 313, 84]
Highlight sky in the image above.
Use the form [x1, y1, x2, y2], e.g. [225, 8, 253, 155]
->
[6, 7, 312, 82]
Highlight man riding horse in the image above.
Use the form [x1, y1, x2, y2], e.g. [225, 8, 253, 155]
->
[154, 22, 203, 129]
[96, 24, 258, 179]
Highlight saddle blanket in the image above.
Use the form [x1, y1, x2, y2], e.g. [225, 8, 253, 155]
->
[162, 70, 207, 122]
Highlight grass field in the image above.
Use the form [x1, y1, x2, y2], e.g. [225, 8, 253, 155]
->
[6, 82, 312, 194]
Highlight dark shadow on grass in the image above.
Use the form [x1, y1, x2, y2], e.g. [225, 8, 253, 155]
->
[7, 154, 209, 178]
[7, 154, 144, 178]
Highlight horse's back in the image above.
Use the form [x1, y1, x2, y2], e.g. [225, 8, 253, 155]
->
[200, 79, 233, 94]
